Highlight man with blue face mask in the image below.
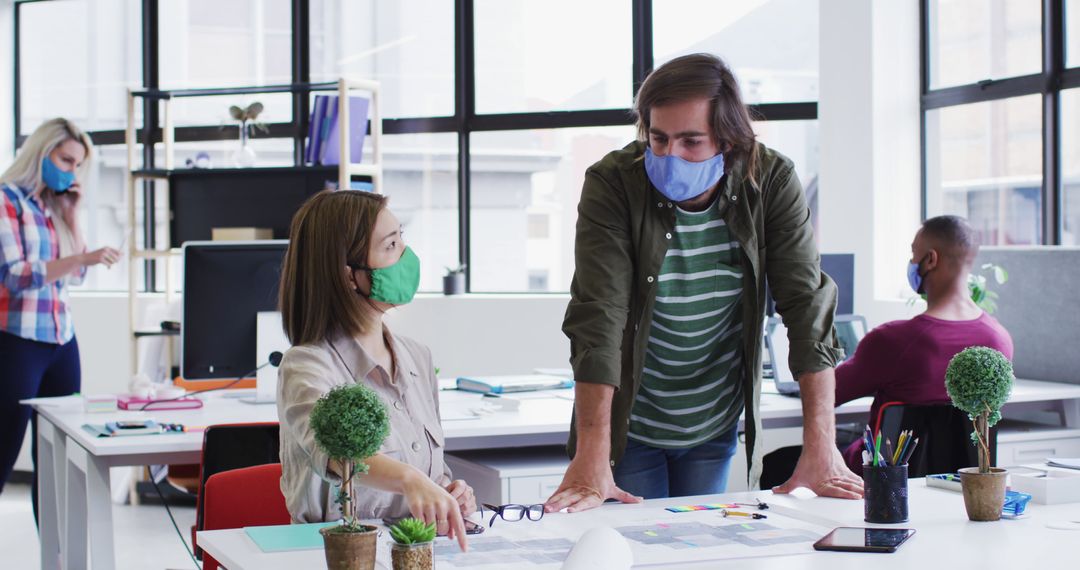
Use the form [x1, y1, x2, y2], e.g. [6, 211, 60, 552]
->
[833, 216, 1013, 474]
[545, 54, 859, 513]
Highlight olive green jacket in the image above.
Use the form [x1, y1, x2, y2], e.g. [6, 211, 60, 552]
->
[563, 140, 844, 488]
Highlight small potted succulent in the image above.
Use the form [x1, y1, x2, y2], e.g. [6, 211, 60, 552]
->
[310, 384, 391, 569]
[443, 264, 466, 295]
[945, 346, 1014, 521]
[389, 518, 436, 570]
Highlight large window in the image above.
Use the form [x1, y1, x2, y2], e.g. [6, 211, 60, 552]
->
[15, 0, 822, 293]
[653, 0, 819, 104]
[17, 0, 142, 134]
[923, 0, 1080, 246]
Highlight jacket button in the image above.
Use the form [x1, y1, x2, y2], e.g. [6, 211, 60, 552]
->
[657, 202, 663, 208]
[665, 232, 672, 239]
[394, 400, 403, 410]
[411, 441, 421, 452]
[731, 194, 738, 202]
[646, 276, 654, 283]
[609, 460, 616, 467]
[667, 202, 673, 208]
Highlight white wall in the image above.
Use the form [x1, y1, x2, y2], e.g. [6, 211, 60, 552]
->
[819, 0, 924, 327]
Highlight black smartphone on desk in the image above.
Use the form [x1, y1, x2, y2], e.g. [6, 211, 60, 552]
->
[813, 527, 915, 553]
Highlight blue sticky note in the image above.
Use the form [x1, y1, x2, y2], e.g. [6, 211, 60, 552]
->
[244, 522, 338, 552]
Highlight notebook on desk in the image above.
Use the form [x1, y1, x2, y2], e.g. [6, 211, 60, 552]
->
[456, 374, 574, 394]
[244, 522, 337, 553]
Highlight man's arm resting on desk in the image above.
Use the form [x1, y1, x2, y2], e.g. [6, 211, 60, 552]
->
[772, 368, 864, 499]
[544, 382, 642, 513]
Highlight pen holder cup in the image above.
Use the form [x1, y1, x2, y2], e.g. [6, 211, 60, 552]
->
[863, 464, 909, 524]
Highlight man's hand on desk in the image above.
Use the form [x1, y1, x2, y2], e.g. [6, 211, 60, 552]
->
[543, 455, 642, 513]
[772, 446, 863, 499]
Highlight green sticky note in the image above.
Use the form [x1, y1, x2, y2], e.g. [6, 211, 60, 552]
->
[244, 522, 337, 552]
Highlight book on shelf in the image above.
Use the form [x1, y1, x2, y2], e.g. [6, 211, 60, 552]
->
[306, 94, 370, 166]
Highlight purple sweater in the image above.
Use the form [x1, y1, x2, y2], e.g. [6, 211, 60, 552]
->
[835, 312, 1013, 473]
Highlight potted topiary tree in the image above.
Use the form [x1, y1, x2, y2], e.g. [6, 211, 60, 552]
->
[310, 384, 391, 569]
[389, 518, 436, 570]
[944, 346, 1014, 522]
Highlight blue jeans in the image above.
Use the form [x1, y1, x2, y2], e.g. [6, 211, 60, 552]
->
[613, 425, 739, 499]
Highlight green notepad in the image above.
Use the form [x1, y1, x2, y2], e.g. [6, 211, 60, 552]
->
[244, 522, 337, 552]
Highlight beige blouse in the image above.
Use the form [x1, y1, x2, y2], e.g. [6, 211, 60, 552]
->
[276, 328, 451, 524]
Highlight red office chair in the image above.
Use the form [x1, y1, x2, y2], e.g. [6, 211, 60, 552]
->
[201, 463, 291, 570]
[192, 422, 281, 559]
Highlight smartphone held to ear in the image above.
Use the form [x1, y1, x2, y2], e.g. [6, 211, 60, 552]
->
[813, 527, 915, 553]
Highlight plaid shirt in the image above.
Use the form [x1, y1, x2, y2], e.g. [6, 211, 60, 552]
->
[0, 184, 84, 344]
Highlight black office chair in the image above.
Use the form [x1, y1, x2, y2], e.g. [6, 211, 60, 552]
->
[758, 402, 997, 489]
[875, 402, 997, 478]
[191, 422, 281, 559]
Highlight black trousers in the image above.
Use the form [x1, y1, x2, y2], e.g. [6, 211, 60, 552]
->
[0, 331, 81, 523]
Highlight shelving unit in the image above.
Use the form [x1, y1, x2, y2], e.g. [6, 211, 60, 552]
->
[123, 78, 382, 377]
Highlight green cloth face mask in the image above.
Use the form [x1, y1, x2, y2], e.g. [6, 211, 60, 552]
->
[350, 246, 421, 305]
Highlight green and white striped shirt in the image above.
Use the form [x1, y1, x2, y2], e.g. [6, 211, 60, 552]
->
[628, 198, 744, 449]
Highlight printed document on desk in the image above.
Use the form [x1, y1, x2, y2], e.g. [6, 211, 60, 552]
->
[457, 374, 574, 394]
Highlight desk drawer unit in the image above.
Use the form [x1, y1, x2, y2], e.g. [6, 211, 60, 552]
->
[997, 428, 1080, 466]
[445, 446, 569, 506]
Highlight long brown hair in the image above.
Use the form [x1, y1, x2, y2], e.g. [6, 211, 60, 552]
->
[279, 190, 388, 346]
[633, 53, 761, 188]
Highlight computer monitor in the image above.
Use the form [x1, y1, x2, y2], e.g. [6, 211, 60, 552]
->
[765, 253, 854, 317]
[181, 240, 288, 380]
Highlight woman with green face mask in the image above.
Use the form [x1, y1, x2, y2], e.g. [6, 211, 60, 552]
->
[276, 190, 475, 551]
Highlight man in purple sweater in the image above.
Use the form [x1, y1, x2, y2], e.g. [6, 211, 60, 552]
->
[835, 215, 1013, 474]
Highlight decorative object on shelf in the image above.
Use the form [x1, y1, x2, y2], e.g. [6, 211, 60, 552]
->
[945, 346, 1014, 521]
[228, 102, 267, 167]
[443, 264, 466, 295]
[311, 384, 391, 570]
[388, 518, 436, 570]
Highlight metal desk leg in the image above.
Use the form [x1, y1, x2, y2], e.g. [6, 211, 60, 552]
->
[65, 443, 116, 570]
[36, 417, 64, 570]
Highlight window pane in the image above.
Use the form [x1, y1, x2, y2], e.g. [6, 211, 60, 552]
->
[310, 0, 454, 118]
[381, 133, 459, 292]
[158, 0, 292, 126]
[928, 0, 1042, 89]
[653, 0, 819, 104]
[469, 126, 637, 293]
[1063, 89, 1080, 244]
[1069, 0, 1080, 68]
[925, 95, 1042, 245]
[18, 0, 141, 134]
[474, 0, 632, 114]
[754, 120, 820, 230]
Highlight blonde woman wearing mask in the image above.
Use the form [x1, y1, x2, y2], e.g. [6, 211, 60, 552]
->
[0, 118, 121, 520]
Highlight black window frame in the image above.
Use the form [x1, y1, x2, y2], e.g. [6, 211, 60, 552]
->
[921, 0, 1080, 245]
[14, 0, 820, 292]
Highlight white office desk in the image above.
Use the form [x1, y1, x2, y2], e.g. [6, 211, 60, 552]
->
[196, 480, 1080, 569]
[25, 378, 1080, 569]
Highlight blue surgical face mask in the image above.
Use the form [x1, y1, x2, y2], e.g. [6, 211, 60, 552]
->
[907, 255, 928, 294]
[41, 156, 76, 193]
[644, 147, 725, 203]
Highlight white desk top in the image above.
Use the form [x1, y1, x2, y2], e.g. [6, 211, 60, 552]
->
[196, 481, 1080, 569]
[22, 378, 1080, 462]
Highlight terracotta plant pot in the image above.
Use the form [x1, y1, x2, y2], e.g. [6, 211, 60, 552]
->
[320, 524, 378, 570]
[391, 541, 434, 570]
[958, 467, 1008, 521]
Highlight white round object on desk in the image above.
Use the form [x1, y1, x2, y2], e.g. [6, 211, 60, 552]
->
[561, 526, 633, 570]
[153, 386, 187, 400]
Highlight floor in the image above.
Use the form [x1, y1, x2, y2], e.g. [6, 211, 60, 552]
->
[0, 480, 200, 570]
